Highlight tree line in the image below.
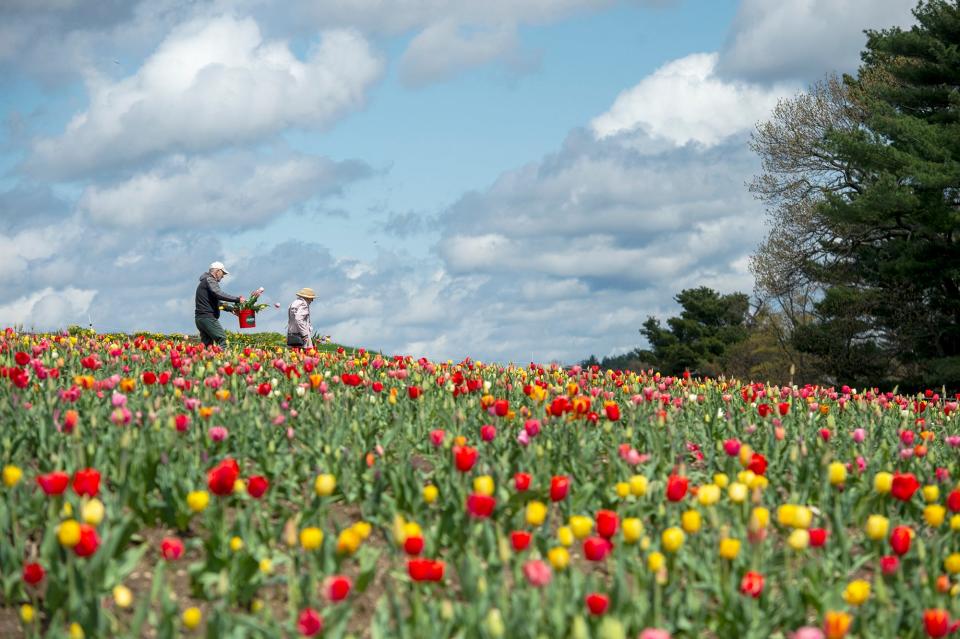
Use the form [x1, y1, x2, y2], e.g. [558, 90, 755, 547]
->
[584, 1, 960, 391]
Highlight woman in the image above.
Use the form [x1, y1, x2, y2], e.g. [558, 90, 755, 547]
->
[287, 287, 315, 349]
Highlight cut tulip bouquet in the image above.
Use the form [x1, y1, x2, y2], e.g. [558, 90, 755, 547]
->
[1, 327, 960, 638]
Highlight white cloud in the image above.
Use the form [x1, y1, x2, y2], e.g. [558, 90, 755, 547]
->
[399, 20, 520, 86]
[591, 52, 793, 145]
[28, 15, 382, 177]
[78, 151, 371, 230]
[716, 0, 917, 82]
[0, 286, 97, 330]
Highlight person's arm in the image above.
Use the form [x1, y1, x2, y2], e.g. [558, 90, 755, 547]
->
[295, 303, 313, 348]
[206, 275, 242, 303]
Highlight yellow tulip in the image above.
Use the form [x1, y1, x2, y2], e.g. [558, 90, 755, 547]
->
[2, 464, 23, 487]
[182, 607, 202, 630]
[337, 528, 362, 555]
[557, 526, 575, 547]
[647, 551, 666, 572]
[925, 504, 946, 528]
[622, 518, 643, 544]
[81, 499, 105, 526]
[259, 558, 273, 574]
[662, 527, 685, 553]
[423, 485, 438, 503]
[923, 485, 940, 503]
[525, 501, 547, 527]
[681, 510, 702, 534]
[874, 472, 893, 494]
[314, 473, 336, 497]
[69, 623, 84, 639]
[615, 482, 630, 498]
[113, 585, 133, 608]
[787, 529, 810, 550]
[952, 515, 960, 531]
[713, 473, 729, 489]
[569, 515, 593, 539]
[777, 504, 797, 527]
[828, 462, 847, 486]
[697, 484, 721, 506]
[20, 604, 34, 624]
[186, 490, 209, 513]
[473, 475, 495, 496]
[842, 580, 870, 606]
[792, 506, 813, 529]
[548, 547, 570, 570]
[736, 470, 757, 487]
[738, 445, 754, 467]
[719, 538, 741, 560]
[728, 482, 748, 503]
[629, 475, 648, 496]
[750, 507, 770, 531]
[865, 514, 890, 540]
[229, 536, 244, 552]
[945, 553, 960, 574]
[352, 521, 372, 540]
[300, 527, 324, 550]
[58, 519, 81, 548]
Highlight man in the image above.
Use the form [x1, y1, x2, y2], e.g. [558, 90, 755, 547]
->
[195, 261, 245, 347]
[287, 287, 315, 349]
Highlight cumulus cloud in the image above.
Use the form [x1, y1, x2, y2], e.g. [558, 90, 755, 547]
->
[591, 52, 793, 145]
[0, 287, 97, 330]
[77, 151, 372, 230]
[28, 15, 382, 178]
[716, 0, 917, 82]
[399, 20, 521, 87]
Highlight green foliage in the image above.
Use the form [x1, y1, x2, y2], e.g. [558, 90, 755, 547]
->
[639, 287, 751, 376]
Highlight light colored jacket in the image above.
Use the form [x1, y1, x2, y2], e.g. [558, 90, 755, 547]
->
[287, 297, 313, 348]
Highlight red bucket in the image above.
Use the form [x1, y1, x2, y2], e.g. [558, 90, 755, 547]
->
[238, 309, 256, 329]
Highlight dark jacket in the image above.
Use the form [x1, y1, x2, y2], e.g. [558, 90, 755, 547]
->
[195, 272, 240, 319]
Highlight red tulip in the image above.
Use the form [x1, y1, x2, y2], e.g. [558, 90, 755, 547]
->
[890, 525, 912, 556]
[778, 401, 790, 416]
[583, 536, 613, 561]
[604, 403, 620, 421]
[73, 524, 100, 557]
[740, 571, 764, 598]
[323, 575, 352, 602]
[161, 537, 184, 561]
[174, 414, 190, 432]
[514, 472, 532, 491]
[408, 558, 444, 582]
[430, 429, 445, 447]
[494, 399, 509, 416]
[297, 608, 323, 637]
[341, 374, 361, 387]
[72, 468, 101, 498]
[550, 475, 570, 502]
[22, 563, 44, 586]
[453, 446, 478, 472]
[37, 471, 69, 495]
[142, 371, 157, 385]
[403, 535, 424, 556]
[466, 493, 496, 518]
[257, 382, 272, 396]
[666, 474, 688, 502]
[207, 458, 240, 496]
[585, 593, 609, 615]
[510, 530, 532, 552]
[809, 528, 828, 547]
[757, 403, 771, 418]
[480, 425, 497, 442]
[14, 351, 30, 366]
[723, 439, 741, 456]
[247, 475, 269, 499]
[748, 453, 768, 476]
[947, 490, 960, 512]
[891, 472, 920, 501]
[923, 609, 960, 638]
[880, 555, 900, 575]
[596, 510, 619, 539]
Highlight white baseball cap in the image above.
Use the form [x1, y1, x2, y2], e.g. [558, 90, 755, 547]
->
[210, 261, 229, 274]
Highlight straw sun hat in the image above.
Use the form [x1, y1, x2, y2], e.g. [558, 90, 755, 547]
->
[296, 288, 316, 300]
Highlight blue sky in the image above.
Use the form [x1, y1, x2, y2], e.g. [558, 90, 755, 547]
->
[0, 0, 917, 362]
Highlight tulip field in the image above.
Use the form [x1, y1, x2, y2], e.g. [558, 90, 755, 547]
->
[3, 331, 960, 638]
